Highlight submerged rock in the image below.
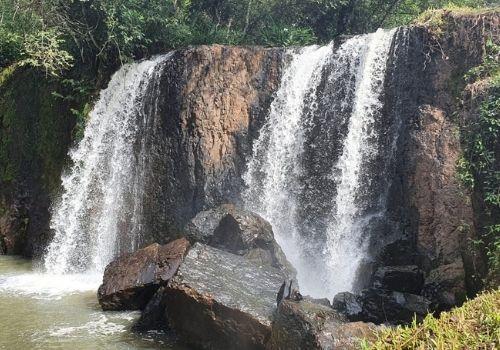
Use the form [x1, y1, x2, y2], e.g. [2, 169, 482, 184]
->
[333, 288, 431, 324]
[97, 238, 190, 311]
[267, 299, 377, 350]
[163, 242, 288, 350]
[185, 204, 295, 275]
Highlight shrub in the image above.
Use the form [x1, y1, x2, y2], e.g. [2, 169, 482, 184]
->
[20, 30, 74, 77]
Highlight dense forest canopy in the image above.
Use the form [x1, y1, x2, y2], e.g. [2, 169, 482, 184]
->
[0, 0, 496, 75]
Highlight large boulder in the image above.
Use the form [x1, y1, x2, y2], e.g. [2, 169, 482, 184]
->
[184, 204, 235, 243]
[422, 261, 467, 311]
[267, 299, 377, 350]
[333, 288, 431, 324]
[163, 243, 288, 350]
[185, 204, 295, 275]
[97, 238, 190, 311]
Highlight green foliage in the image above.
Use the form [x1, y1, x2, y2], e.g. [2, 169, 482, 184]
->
[390, 1, 495, 27]
[457, 38, 500, 285]
[70, 102, 92, 141]
[20, 29, 73, 76]
[2, 0, 497, 75]
[466, 39, 500, 83]
[363, 289, 500, 349]
[91, 0, 191, 62]
[261, 24, 317, 47]
[0, 28, 23, 67]
[0, 1, 74, 75]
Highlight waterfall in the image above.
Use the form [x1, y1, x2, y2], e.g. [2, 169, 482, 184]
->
[243, 43, 334, 286]
[243, 29, 397, 298]
[43, 54, 170, 275]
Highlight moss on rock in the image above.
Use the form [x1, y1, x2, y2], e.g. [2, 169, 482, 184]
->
[0, 66, 82, 255]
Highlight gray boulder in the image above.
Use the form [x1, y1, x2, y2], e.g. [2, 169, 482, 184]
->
[184, 204, 295, 276]
[267, 299, 377, 350]
[163, 243, 288, 350]
[333, 288, 431, 324]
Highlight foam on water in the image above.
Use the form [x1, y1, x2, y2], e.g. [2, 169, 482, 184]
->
[47, 313, 138, 337]
[0, 272, 100, 299]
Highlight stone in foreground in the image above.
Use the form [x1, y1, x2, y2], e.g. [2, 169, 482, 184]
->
[164, 243, 288, 350]
[98, 238, 190, 311]
[267, 299, 377, 350]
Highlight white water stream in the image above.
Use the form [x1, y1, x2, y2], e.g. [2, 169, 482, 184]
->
[44, 55, 169, 276]
[244, 29, 397, 298]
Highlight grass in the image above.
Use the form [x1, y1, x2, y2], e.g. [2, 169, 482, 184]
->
[414, 5, 500, 35]
[362, 289, 500, 349]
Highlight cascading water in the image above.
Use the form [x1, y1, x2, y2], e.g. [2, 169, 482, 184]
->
[44, 54, 170, 275]
[323, 28, 397, 294]
[243, 28, 397, 298]
[243, 43, 334, 290]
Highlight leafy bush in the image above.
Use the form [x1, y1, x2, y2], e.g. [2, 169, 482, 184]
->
[261, 23, 317, 47]
[20, 30, 73, 77]
[363, 289, 500, 349]
[0, 28, 23, 67]
[457, 38, 500, 286]
[1, 0, 498, 72]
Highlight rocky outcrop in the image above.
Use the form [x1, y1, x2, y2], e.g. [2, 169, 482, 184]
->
[0, 67, 78, 256]
[372, 265, 424, 294]
[333, 288, 431, 324]
[375, 12, 499, 310]
[163, 243, 287, 350]
[1, 46, 283, 257]
[97, 238, 190, 311]
[268, 299, 377, 350]
[185, 204, 295, 274]
[142, 46, 283, 244]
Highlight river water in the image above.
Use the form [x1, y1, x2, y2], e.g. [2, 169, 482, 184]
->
[0, 256, 182, 350]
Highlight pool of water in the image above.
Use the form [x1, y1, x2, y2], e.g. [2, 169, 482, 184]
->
[0, 256, 185, 350]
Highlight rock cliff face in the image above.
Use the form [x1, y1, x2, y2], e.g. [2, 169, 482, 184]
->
[0, 46, 282, 256]
[0, 68, 78, 256]
[377, 12, 498, 309]
[0, 13, 497, 313]
[134, 45, 283, 243]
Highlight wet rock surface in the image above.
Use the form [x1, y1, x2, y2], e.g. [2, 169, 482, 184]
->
[376, 14, 499, 311]
[185, 204, 295, 275]
[132, 287, 168, 332]
[163, 243, 288, 350]
[142, 46, 283, 244]
[422, 261, 468, 311]
[98, 238, 190, 311]
[333, 288, 431, 324]
[267, 299, 377, 350]
[372, 265, 424, 294]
